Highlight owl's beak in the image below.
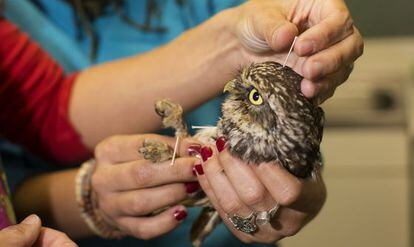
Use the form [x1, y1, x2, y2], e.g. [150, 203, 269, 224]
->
[223, 80, 236, 94]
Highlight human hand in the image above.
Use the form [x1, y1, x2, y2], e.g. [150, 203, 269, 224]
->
[90, 134, 201, 240]
[193, 141, 326, 244]
[222, 0, 363, 104]
[0, 214, 77, 247]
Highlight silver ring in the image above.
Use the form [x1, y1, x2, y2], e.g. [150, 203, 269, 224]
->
[228, 212, 258, 234]
[255, 204, 280, 226]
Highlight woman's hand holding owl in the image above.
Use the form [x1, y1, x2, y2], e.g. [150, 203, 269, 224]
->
[223, 0, 364, 104]
[194, 140, 326, 244]
[87, 134, 199, 239]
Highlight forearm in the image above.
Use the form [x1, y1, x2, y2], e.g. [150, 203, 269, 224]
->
[69, 10, 241, 149]
[13, 169, 92, 239]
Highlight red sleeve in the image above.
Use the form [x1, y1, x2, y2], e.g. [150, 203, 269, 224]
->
[0, 18, 91, 164]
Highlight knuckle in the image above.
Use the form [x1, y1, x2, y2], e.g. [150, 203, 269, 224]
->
[91, 170, 106, 193]
[282, 225, 302, 238]
[242, 187, 265, 206]
[221, 200, 242, 215]
[279, 183, 302, 206]
[99, 196, 116, 216]
[130, 194, 146, 215]
[134, 165, 154, 187]
[169, 185, 187, 202]
[344, 16, 354, 33]
[94, 136, 120, 161]
[337, 9, 351, 25]
[321, 28, 332, 47]
[331, 52, 344, 69]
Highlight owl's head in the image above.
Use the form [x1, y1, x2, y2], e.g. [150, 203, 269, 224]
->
[218, 61, 324, 178]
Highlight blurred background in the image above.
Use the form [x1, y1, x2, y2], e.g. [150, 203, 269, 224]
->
[281, 0, 414, 246]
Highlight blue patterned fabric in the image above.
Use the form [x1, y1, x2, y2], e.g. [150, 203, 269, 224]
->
[3, 0, 276, 246]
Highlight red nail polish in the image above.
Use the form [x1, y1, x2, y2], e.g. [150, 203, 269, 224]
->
[194, 163, 204, 175]
[216, 136, 227, 152]
[174, 210, 187, 221]
[188, 144, 202, 156]
[200, 146, 213, 161]
[185, 182, 200, 193]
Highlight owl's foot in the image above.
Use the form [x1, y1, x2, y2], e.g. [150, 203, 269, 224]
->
[139, 139, 174, 163]
[155, 99, 189, 137]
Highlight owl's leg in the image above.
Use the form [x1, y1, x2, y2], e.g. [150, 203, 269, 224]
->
[139, 100, 189, 163]
[138, 139, 174, 163]
[155, 99, 189, 138]
[191, 207, 221, 247]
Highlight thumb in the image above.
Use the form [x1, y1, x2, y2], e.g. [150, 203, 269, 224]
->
[238, 11, 298, 53]
[34, 227, 77, 247]
[0, 214, 42, 247]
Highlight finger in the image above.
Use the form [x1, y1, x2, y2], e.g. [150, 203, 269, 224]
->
[195, 160, 253, 243]
[295, 6, 354, 56]
[0, 215, 41, 247]
[253, 163, 326, 210]
[301, 62, 354, 102]
[174, 137, 204, 158]
[34, 227, 78, 247]
[267, 206, 307, 238]
[200, 146, 252, 217]
[218, 148, 275, 211]
[301, 27, 363, 81]
[100, 157, 197, 191]
[95, 134, 202, 164]
[240, 7, 298, 52]
[110, 183, 195, 216]
[95, 134, 170, 164]
[117, 205, 187, 240]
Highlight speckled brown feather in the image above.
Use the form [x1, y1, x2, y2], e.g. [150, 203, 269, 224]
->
[218, 61, 324, 178]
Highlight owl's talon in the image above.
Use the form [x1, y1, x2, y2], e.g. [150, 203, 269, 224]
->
[139, 139, 174, 163]
[155, 99, 189, 137]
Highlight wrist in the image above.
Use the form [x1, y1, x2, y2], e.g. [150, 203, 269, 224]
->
[204, 7, 247, 86]
[76, 159, 125, 239]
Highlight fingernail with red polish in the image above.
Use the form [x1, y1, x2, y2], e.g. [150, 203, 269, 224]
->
[192, 167, 197, 176]
[188, 144, 202, 156]
[174, 210, 187, 221]
[194, 163, 204, 175]
[185, 182, 200, 193]
[200, 146, 213, 161]
[216, 136, 227, 152]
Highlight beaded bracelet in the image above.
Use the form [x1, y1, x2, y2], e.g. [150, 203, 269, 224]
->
[75, 159, 125, 239]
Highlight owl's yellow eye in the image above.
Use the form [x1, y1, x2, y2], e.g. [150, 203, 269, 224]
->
[248, 88, 263, 105]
